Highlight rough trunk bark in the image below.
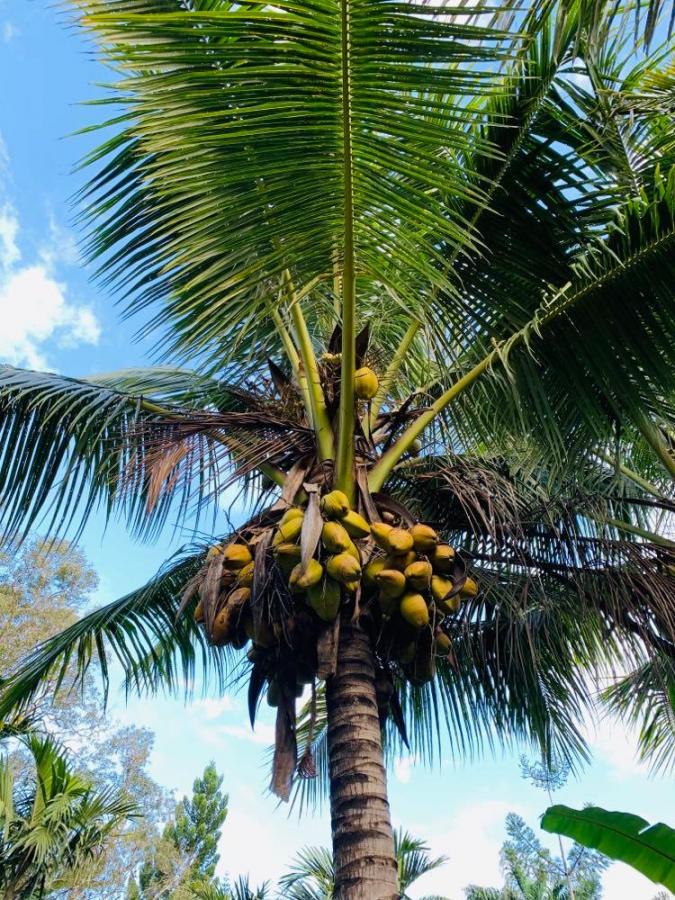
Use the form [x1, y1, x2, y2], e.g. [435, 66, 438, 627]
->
[326, 618, 399, 899]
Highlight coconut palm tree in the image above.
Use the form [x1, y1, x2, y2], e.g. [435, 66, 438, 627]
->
[0, 732, 135, 899]
[279, 829, 448, 899]
[1, 1, 675, 896]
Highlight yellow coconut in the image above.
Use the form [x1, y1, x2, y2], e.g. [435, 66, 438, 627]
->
[354, 366, 379, 400]
[400, 592, 430, 629]
[274, 541, 302, 560]
[460, 576, 479, 598]
[405, 560, 433, 591]
[237, 561, 255, 588]
[206, 544, 223, 560]
[326, 552, 362, 584]
[345, 540, 362, 565]
[341, 509, 371, 539]
[279, 507, 304, 527]
[431, 543, 455, 574]
[307, 577, 342, 621]
[222, 543, 253, 570]
[410, 523, 439, 554]
[363, 557, 387, 589]
[375, 568, 406, 600]
[388, 527, 414, 556]
[385, 551, 417, 572]
[289, 559, 324, 592]
[273, 517, 303, 546]
[211, 608, 232, 645]
[320, 490, 350, 519]
[434, 631, 452, 656]
[322, 521, 352, 553]
[371, 522, 394, 551]
[430, 574, 453, 605]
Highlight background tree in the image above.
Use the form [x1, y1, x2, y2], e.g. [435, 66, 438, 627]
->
[1, 2, 675, 897]
[0, 731, 135, 899]
[0, 540, 172, 897]
[278, 829, 448, 899]
[464, 813, 607, 900]
[131, 762, 228, 899]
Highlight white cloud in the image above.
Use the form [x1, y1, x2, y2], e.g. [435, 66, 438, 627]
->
[0, 265, 100, 369]
[585, 711, 649, 780]
[394, 754, 418, 784]
[2, 21, 17, 43]
[40, 213, 81, 269]
[218, 723, 276, 746]
[405, 799, 528, 899]
[191, 696, 236, 720]
[0, 191, 100, 369]
[0, 203, 20, 270]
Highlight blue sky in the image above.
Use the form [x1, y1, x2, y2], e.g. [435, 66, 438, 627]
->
[0, 4, 673, 897]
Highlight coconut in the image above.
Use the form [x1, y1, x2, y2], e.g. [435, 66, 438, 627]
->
[279, 507, 304, 526]
[410, 523, 439, 554]
[354, 366, 379, 400]
[387, 527, 414, 555]
[273, 517, 303, 546]
[320, 490, 350, 519]
[222, 543, 253, 569]
[371, 522, 394, 550]
[460, 576, 478, 598]
[322, 521, 352, 553]
[375, 568, 406, 600]
[434, 631, 452, 656]
[385, 551, 417, 572]
[274, 541, 302, 559]
[326, 552, 361, 584]
[400, 592, 430, 628]
[431, 543, 455, 574]
[289, 558, 324, 591]
[307, 577, 342, 621]
[345, 540, 361, 565]
[341, 509, 371, 539]
[363, 556, 387, 589]
[237, 561, 255, 588]
[404, 560, 433, 591]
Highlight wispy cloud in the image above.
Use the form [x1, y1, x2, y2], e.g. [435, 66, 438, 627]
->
[0, 155, 100, 369]
[2, 21, 17, 43]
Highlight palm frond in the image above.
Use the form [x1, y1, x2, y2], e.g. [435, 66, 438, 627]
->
[601, 655, 675, 776]
[0, 543, 233, 720]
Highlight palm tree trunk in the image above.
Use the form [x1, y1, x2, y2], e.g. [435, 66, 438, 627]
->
[326, 618, 399, 899]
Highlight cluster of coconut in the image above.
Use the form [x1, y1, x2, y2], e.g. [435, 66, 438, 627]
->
[193, 485, 478, 681]
[193, 541, 264, 648]
[274, 489, 370, 620]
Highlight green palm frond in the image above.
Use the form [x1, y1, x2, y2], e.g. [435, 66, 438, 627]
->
[0, 543, 233, 719]
[0, 732, 136, 897]
[0, 365, 307, 541]
[73, 0, 516, 372]
[601, 655, 675, 776]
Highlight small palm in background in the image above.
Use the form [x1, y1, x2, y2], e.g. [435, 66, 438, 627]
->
[279, 828, 449, 899]
[0, 730, 135, 899]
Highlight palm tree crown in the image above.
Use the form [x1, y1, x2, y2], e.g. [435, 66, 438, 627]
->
[0, 0, 674, 895]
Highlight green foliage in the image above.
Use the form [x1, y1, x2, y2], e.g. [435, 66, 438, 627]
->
[278, 828, 448, 899]
[0, 732, 136, 898]
[465, 813, 607, 900]
[541, 806, 675, 893]
[132, 762, 229, 899]
[0, 539, 172, 897]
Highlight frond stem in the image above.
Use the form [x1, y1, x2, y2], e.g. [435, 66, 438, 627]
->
[636, 414, 675, 480]
[284, 272, 334, 462]
[268, 301, 313, 425]
[336, 0, 356, 500]
[369, 320, 421, 427]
